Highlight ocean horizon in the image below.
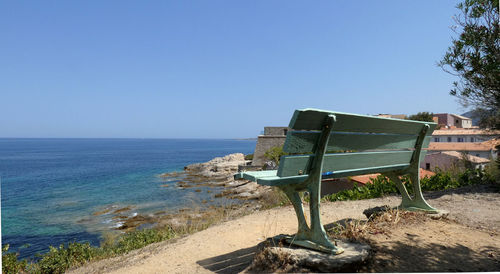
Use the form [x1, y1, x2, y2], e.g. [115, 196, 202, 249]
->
[0, 138, 256, 259]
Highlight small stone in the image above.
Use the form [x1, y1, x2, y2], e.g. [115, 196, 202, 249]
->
[363, 205, 391, 219]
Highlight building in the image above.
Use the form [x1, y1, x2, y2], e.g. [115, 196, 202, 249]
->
[251, 127, 288, 166]
[431, 128, 500, 143]
[427, 139, 499, 159]
[347, 168, 435, 185]
[433, 113, 473, 128]
[421, 151, 491, 171]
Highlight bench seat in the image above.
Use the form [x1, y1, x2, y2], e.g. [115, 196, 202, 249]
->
[236, 163, 411, 186]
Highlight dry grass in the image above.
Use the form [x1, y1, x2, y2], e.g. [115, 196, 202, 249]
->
[258, 187, 290, 209]
[249, 238, 300, 273]
[249, 209, 433, 273]
[327, 208, 430, 243]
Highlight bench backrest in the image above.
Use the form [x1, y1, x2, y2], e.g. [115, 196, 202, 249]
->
[278, 109, 436, 178]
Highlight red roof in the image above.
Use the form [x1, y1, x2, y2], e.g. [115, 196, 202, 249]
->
[428, 140, 497, 152]
[349, 168, 435, 185]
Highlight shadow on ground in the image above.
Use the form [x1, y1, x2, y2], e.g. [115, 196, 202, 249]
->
[366, 240, 500, 272]
[196, 246, 256, 273]
[197, 214, 500, 273]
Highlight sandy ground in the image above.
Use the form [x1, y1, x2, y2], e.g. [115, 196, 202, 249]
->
[69, 184, 500, 273]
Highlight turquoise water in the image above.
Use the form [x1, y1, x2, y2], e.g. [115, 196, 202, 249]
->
[0, 138, 256, 259]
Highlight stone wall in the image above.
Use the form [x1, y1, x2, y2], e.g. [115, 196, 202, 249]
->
[251, 126, 289, 167]
[252, 135, 287, 166]
[264, 127, 288, 136]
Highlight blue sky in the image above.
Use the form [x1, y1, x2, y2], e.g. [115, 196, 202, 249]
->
[1, 1, 464, 138]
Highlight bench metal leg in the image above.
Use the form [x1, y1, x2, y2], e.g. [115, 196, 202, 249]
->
[278, 114, 343, 254]
[387, 173, 437, 213]
[280, 183, 344, 255]
[279, 183, 344, 254]
[281, 186, 309, 239]
[307, 181, 344, 254]
[383, 124, 437, 213]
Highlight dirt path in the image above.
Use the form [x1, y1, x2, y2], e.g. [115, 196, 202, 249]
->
[69, 184, 500, 273]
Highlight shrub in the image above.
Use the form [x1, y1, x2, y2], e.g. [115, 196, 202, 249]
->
[35, 242, 101, 274]
[2, 245, 28, 274]
[323, 168, 494, 202]
[264, 146, 287, 165]
[111, 226, 176, 254]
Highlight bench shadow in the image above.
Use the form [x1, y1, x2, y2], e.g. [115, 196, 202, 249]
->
[197, 213, 500, 272]
[367, 239, 500, 272]
[196, 219, 358, 273]
[196, 246, 257, 274]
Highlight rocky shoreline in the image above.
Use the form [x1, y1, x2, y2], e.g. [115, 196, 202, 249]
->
[89, 153, 272, 233]
[161, 153, 270, 200]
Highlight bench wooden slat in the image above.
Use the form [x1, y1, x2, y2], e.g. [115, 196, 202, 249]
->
[277, 150, 419, 177]
[257, 163, 411, 186]
[283, 131, 432, 153]
[234, 170, 277, 181]
[289, 108, 436, 135]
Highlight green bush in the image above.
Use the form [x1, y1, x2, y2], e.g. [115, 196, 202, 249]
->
[244, 154, 254, 160]
[111, 226, 176, 254]
[323, 167, 495, 202]
[1, 225, 179, 274]
[264, 146, 287, 165]
[2, 245, 28, 274]
[35, 242, 101, 274]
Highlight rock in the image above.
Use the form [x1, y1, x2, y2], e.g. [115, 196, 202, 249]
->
[429, 210, 450, 219]
[184, 153, 246, 178]
[162, 153, 272, 202]
[247, 235, 371, 273]
[363, 205, 392, 219]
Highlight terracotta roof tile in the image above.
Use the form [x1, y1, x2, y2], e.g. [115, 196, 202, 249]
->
[432, 129, 500, 136]
[349, 168, 434, 185]
[436, 151, 491, 164]
[427, 141, 497, 151]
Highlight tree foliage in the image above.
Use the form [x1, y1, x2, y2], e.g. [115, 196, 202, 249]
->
[438, 0, 499, 129]
[408, 112, 435, 122]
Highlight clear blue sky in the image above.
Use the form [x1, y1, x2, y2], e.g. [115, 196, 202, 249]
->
[1, 1, 464, 138]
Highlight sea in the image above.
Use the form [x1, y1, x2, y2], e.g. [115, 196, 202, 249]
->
[0, 138, 256, 259]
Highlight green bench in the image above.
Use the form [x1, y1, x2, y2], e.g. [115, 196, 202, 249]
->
[234, 108, 438, 254]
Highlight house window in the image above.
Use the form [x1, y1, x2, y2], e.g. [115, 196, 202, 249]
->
[434, 138, 440, 142]
[283, 129, 288, 136]
[425, 163, 430, 170]
[470, 137, 474, 142]
[447, 137, 452, 142]
[458, 137, 464, 142]
[476, 154, 480, 157]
